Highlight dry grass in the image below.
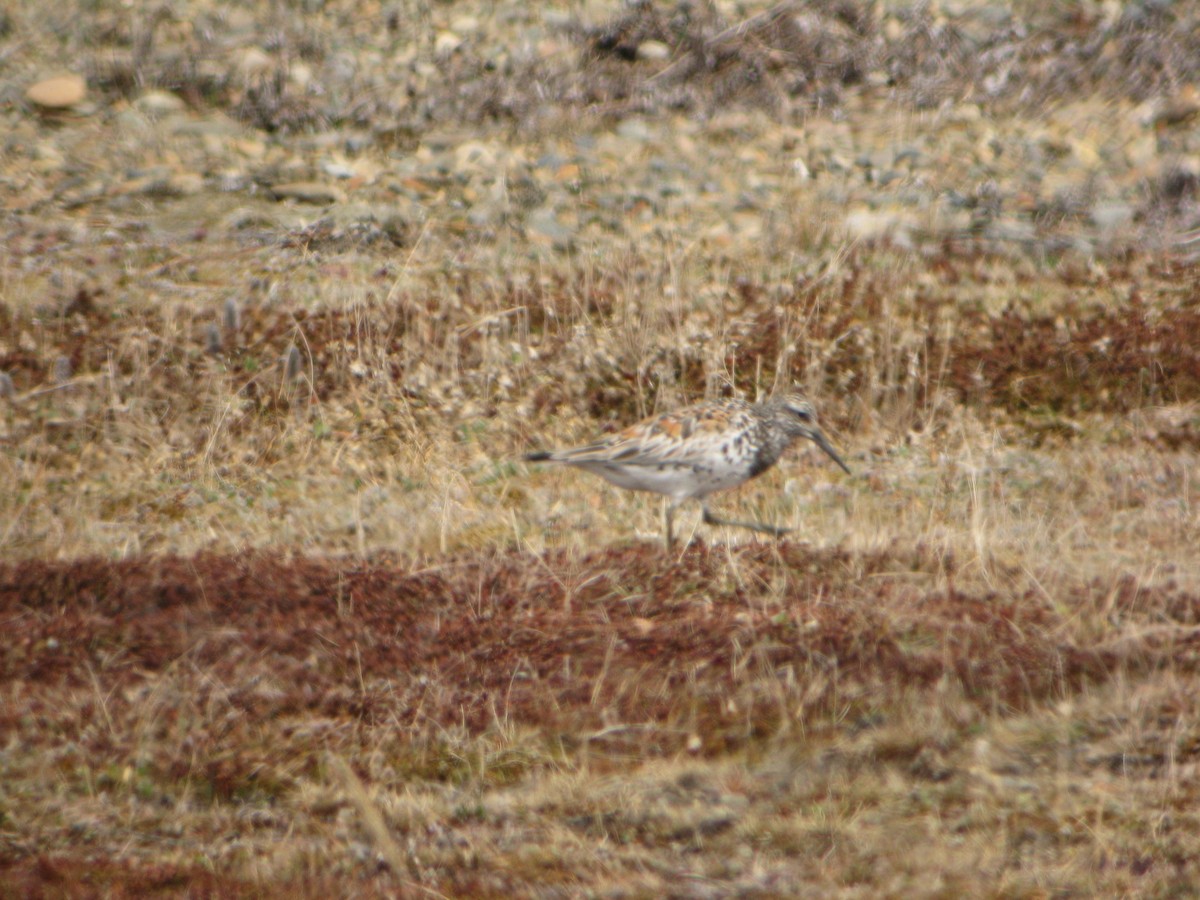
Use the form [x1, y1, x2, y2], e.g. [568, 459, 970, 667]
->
[1, 549, 1198, 895]
[2, 241, 1196, 567]
[3, 0, 1200, 895]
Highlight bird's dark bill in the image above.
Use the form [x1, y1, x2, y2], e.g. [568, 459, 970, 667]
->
[811, 430, 851, 474]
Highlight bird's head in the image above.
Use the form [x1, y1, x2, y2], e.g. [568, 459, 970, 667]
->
[771, 394, 851, 474]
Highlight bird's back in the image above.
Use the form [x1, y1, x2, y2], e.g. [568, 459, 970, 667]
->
[527, 398, 775, 500]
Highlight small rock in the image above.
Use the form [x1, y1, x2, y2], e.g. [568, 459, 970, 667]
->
[26, 75, 86, 109]
[144, 173, 203, 197]
[985, 217, 1037, 244]
[1124, 132, 1157, 170]
[224, 207, 284, 231]
[235, 47, 273, 79]
[319, 201, 384, 229]
[844, 207, 915, 245]
[1091, 203, 1134, 232]
[1070, 138, 1101, 170]
[52, 356, 73, 384]
[134, 90, 185, 117]
[223, 298, 241, 333]
[288, 62, 314, 91]
[31, 140, 65, 174]
[434, 30, 463, 57]
[321, 160, 357, 180]
[822, 152, 853, 173]
[537, 37, 571, 61]
[616, 117, 653, 142]
[205, 323, 222, 355]
[948, 103, 982, 125]
[235, 138, 267, 159]
[454, 140, 501, 174]
[284, 345, 303, 382]
[636, 40, 671, 62]
[527, 206, 573, 248]
[467, 200, 504, 229]
[170, 113, 241, 139]
[176, 172, 208, 196]
[268, 181, 348, 205]
[1154, 85, 1200, 128]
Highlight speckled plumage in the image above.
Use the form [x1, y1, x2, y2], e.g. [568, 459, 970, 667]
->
[525, 393, 850, 547]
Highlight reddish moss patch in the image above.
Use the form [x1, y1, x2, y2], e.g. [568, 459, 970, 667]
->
[940, 299, 1200, 414]
[4, 545, 1182, 757]
[0, 857, 396, 899]
[1, 549, 1195, 895]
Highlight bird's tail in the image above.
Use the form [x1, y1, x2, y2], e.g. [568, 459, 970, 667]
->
[524, 450, 554, 462]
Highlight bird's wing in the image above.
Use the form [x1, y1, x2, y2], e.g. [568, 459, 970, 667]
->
[548, 405, 732, 468]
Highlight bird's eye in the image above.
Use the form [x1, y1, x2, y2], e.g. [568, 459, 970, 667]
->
[793, 409, 811, 421]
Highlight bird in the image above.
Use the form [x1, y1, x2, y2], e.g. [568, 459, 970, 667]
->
[524, 392, 850, 548]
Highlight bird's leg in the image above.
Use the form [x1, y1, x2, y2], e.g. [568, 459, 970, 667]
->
[701, 504, 791, 538]
[663, 500, 676, 550]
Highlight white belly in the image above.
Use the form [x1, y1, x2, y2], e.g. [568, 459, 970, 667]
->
[578, 460, 749, 502]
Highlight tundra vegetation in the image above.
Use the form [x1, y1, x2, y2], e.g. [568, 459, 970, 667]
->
[2, 1, 1199, 895]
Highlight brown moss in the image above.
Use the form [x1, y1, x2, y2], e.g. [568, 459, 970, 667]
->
[1, 857, 397, 899]
[3, 545, 1178, 755]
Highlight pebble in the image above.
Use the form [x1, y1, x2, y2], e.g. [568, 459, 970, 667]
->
[454, 140, 501, 174]
[52, 356, 73, 384]
[527, 206, 573, 248]
[948, 103, 982, 125]
[1091, 203, 1134, 232]
[435, 30, 464, 57]
[170, 173, 205, 196]
[288, 63, 314, 91]
[170, 114, 242, 140]
[6, 4, 1188, 289]
[268, 182, 348, 204]
[616, 118, 653, 142]
[26, 75, 86, 109]
[319, 201, 392, 230]
[1069, 138, 1102, 170]
[985, 218, 1037, 244]
[321, 160, 357, 180]
[235, 47, 273, 79]
[223, 206, 292, 231]
[134, 90, 185, 117]
[844, 207, 916, 245]
[1153, 85, 1200, 128]
[636, 40, 671, 62]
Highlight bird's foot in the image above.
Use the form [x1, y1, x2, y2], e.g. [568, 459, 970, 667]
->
[745, 522, 791, 538]
[701, 508, 791, 539]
